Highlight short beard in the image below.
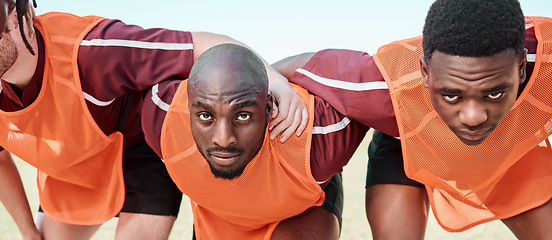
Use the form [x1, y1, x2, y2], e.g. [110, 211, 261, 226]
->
[202, 146, 247, 180]
[0, 32, 18, 77]
[198, 129, 266, 180]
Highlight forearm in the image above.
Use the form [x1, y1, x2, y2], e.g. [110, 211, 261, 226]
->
[0, 150, 40, 239]
[272, 52, 316, 80]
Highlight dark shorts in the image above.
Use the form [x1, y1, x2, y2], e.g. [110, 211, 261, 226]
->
[119, 139, 183, 216]
[321, 173, 344, 229]
[39, 139, 183, 217]
[366, 130, 424, 188]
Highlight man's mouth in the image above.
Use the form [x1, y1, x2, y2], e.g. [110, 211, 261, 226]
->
[456, 129, 490, 145]
[207, 148, 243, 166]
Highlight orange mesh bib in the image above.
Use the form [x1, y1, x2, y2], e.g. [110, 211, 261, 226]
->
[161, 83, 323, 239]
[0, 12, 125, 224]
[373, 16, 552, 231]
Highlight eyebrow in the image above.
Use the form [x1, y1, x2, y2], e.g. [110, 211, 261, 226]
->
[438, 88, 462, 95]
[438, 83, 513, 95]
[481, 83, 512, 94]
[190, 100, 258, 112]
[231, 100, 258, 112]
[190, 101, 214, 112]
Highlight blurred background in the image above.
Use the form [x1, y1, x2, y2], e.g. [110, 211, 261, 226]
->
[1, 0, 550, 239]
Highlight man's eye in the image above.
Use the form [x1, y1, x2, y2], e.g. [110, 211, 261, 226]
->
[198, 113, 212, 121]
[486, 92, 504, 100]
[237, 113, 251, 121]
[443, 95, 459, 102]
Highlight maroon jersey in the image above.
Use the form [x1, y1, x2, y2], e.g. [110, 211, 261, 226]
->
[141, 54, 388, 183]
[0, 18, 194, 150]
[140, 48, 405, 183]
[288, 49, 399, 138]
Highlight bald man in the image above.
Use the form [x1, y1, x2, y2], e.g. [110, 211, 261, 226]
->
[0, 2, 310, 239]
[140, 43, 396, 239]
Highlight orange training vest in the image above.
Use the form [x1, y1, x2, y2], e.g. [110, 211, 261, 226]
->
[373, 16, 552, 231]
[161, 83, 323, 239]
[0, 12, 125, 225]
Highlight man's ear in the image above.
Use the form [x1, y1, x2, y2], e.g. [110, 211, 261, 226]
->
[267, 93, 274, 121]
[420, 56, 430, 88]
[519, 48, 528, 84]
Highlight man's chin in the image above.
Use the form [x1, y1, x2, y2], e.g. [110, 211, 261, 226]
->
[207, 162, 246, 180]
[457, 135, 488, 146]
[451, 127, 493, 146]
[210, 169, 243, 180]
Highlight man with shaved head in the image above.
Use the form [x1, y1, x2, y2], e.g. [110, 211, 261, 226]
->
[0, 1, 309, 239]
[141, 43, 395, 239]
[186, 44, 270, 180]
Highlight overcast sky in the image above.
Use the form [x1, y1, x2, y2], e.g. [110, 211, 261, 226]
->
[35, 0, 551, 63]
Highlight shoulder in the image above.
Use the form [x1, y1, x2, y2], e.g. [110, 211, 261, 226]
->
[298, 48, 381, 82]
[84, 19, 192, 43]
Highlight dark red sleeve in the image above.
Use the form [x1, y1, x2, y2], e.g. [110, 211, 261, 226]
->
[289, 49, 399, 138]
[286, 49, 398, 183]
[78, 19, 194, 101]
[75, 19, 193, 147]
[0, 18, 194, 149]
[310, 96, 370, 183]
[141, 81, 182, 157]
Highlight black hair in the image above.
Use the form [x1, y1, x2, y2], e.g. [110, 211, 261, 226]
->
[15, 0, 37, 55]
[422, 0, 525, 62]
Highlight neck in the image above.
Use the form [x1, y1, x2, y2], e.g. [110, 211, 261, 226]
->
[2, 31, 39, 90]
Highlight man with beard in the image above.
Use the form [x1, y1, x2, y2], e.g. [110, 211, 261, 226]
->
[273, 0, 552, 239]
[141, 43, 394, 239]
[0, 0, 308, 239]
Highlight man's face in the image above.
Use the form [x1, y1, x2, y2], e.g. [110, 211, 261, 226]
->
[188, 76, 272, 180]
[421, 50, 526, 146]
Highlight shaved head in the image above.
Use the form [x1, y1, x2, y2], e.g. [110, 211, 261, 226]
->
[188, 43, 268, 98]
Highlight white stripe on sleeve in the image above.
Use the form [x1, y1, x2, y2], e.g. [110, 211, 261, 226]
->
[527, 54, 536, 63]
[316, 180, 329, 185]
[312, 117, 351, 135]
[81, 39, 193, 50]
[295, 68, 388, 91]
[83, 91, 115, 106]
[151, 83, 170, 112]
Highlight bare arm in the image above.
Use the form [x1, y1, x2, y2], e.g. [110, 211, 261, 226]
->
[191, 32, 308, 142]
[272, 52, 316, 80]
[0, 150, 41, 240]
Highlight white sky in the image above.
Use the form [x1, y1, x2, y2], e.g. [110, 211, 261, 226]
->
[35, 0, 551, 63]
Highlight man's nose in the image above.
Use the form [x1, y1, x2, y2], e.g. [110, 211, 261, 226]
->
[212, 121, 236, 147]
[458, 101, 488, 127]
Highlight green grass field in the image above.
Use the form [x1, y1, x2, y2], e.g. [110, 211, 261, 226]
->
[0, 131, 516, 239]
